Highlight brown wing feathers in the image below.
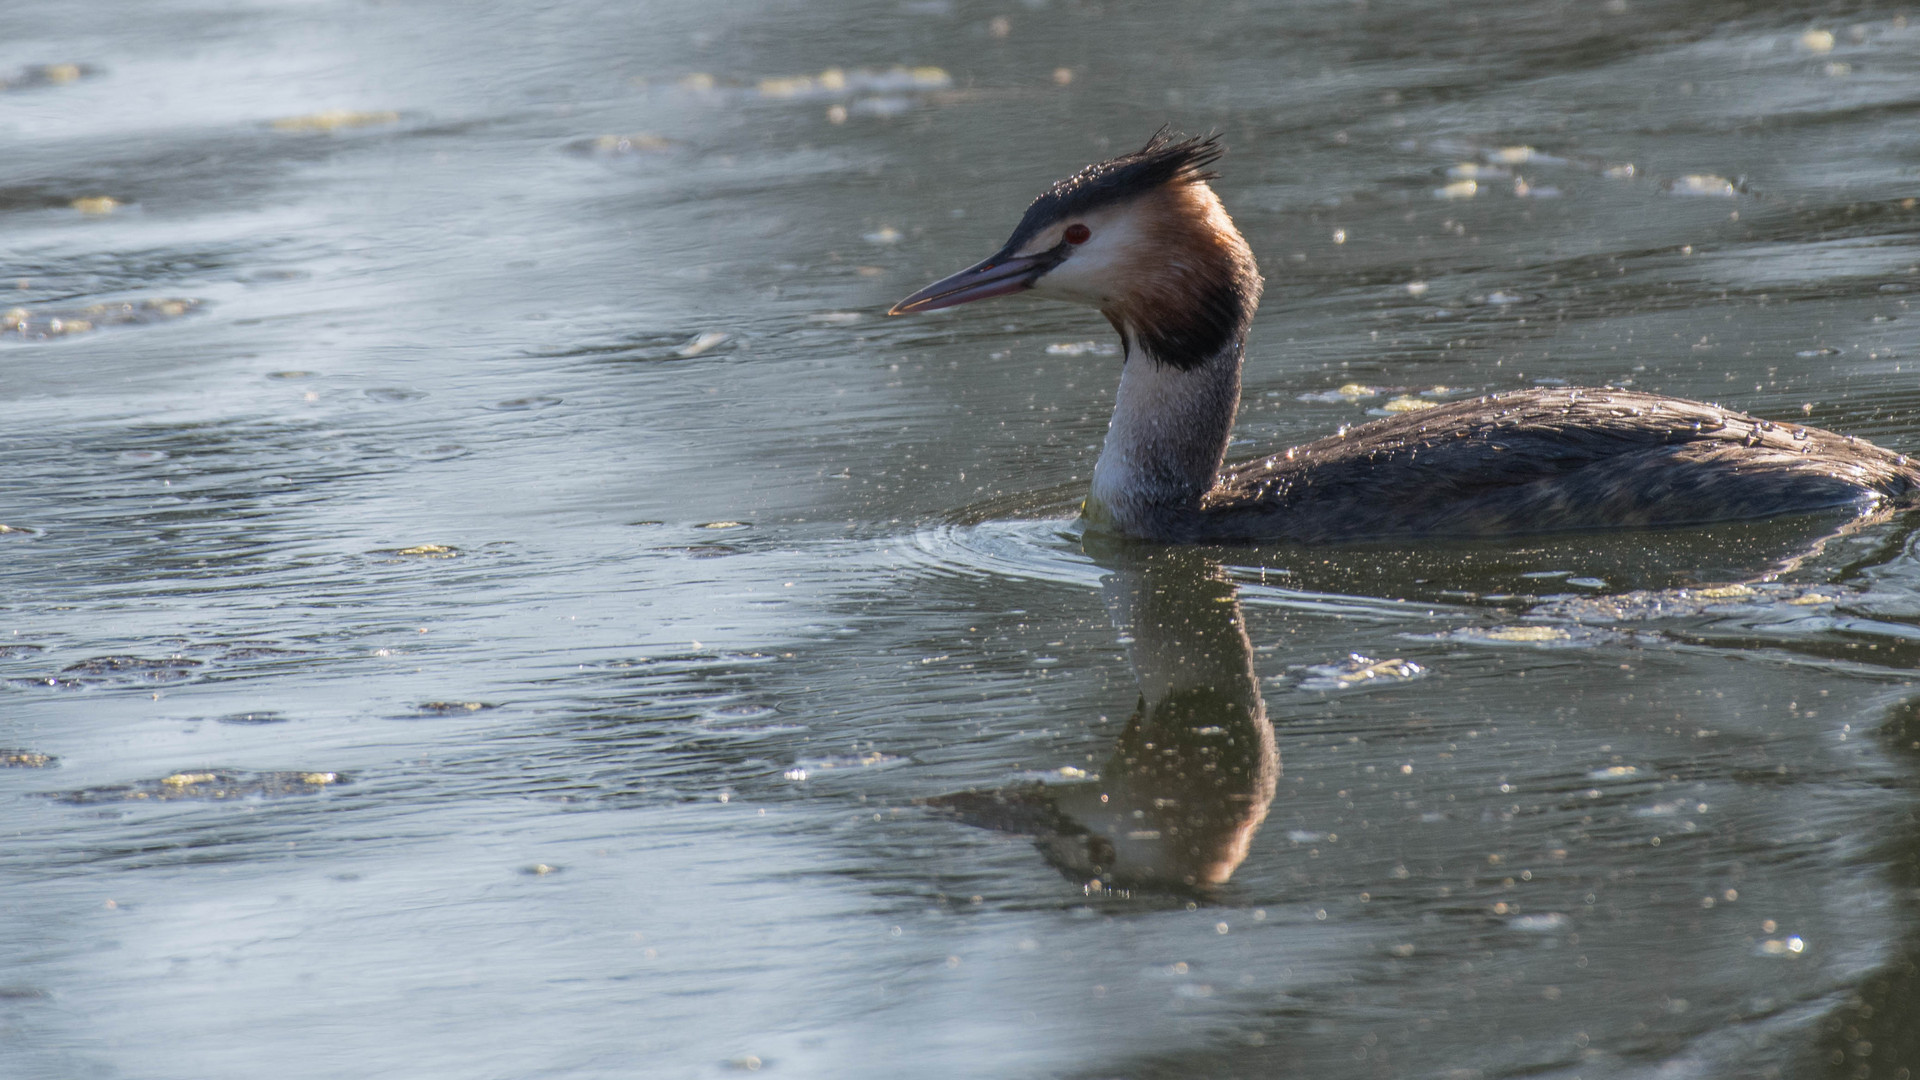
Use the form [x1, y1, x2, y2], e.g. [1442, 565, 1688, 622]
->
[1202, 389, 1920, 541]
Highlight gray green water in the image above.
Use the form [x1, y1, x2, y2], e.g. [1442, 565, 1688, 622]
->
[4, 1, 1920, 1076]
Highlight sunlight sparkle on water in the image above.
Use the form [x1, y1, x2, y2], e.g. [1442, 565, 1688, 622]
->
[4, 2, 1918, 1077]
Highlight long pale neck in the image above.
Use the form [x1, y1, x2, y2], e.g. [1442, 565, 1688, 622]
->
[1086, 340, 1243, 539]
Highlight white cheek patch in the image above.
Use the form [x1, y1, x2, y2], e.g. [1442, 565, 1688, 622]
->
[1033, 250, 1118, 305]
[1030, 214, 1147, 307]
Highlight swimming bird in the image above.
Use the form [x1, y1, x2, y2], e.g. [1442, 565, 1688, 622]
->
[889, 131, 1920, 543]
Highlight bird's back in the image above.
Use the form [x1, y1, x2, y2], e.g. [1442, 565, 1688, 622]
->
[1197, 388, 1920, 543]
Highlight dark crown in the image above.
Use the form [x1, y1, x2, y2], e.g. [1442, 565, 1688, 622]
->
[1000, 130, 1225, 253]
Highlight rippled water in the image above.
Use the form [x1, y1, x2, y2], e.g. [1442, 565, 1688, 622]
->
[4, 1, 1919, 1077]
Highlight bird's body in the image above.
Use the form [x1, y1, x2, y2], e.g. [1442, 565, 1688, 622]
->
[1203, 387, 1914, 543]
[891, 132, 1920, 543]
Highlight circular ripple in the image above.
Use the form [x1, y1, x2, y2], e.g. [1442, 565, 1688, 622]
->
[901, 518, 1099, 591]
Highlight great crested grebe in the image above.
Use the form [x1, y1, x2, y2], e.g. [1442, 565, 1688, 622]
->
[890, 131, 1920, 543]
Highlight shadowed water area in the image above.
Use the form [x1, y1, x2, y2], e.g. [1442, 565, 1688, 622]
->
[4, 0, 1920, 1076]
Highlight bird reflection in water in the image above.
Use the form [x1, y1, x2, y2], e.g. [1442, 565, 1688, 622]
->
[925, 542, 1278, 892]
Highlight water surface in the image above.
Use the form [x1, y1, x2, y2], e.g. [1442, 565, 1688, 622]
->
[4, 1, 1919, 1076]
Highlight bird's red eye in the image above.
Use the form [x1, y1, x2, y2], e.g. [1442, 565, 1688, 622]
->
[1063, 223, 1091, 244]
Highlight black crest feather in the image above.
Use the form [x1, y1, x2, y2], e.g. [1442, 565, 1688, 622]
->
[1001, 129, 1225, 252]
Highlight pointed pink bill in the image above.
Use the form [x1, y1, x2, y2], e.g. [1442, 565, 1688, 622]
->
[888, 250, 1057, 314]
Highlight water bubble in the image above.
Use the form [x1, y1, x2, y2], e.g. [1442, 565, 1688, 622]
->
[851, 96, 914, 118]
[388, 544, 460, 558]
[270, 109, 400, 133]
[1757, 935, 1806, 956]
[1298, 383, 1381, 403]
[1508, 913, 1571, 932]
[574, 133, 675, 157]
[1485, 146, 1558, 165]
[1292, 654, 1425, 691]
[415, 701, 495, 714]
[1415, 624, 1616, 648]
[1445, 163, 1508, 180]
[0, 62, 94, 91]
[1482, 291, 1536, 306]
[1045, 341, 1119, 356]
[46, 770, 347, 804]
[364, 387, 426, 403]
[1665, 175, 1738, 197]
[215, 711, 289, 725]
[3, 298, 201, 341]
[675, 331, 730, 357]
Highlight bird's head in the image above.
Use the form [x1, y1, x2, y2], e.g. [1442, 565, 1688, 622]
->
[889, 130, 1262, 369]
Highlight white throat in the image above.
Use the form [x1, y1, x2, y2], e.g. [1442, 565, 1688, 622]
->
[1086, 341, 1243, 537]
